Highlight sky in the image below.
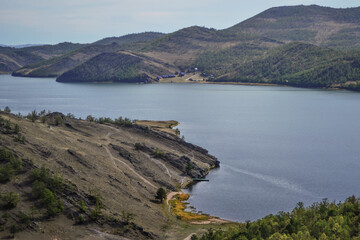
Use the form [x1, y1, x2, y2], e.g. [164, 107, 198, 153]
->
[0, 0, 359, 45]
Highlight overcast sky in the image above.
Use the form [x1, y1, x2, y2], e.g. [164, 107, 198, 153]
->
[0, 0, 359, 45]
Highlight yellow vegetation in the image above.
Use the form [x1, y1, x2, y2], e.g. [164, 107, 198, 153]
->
[169, 194, 210, 221]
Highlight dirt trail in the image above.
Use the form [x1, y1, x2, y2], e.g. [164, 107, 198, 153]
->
[184, 233, 196, 240]
[104, 145, 157, 189]
[146, 154, 171, 178]
[103, 129, 157, 189]
[166, 191, 181, 204]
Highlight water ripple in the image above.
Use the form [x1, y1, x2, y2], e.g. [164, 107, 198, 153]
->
[222, 164, 315, 197]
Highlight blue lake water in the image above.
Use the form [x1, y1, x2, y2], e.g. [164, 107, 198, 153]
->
[1, 75, 360, 221]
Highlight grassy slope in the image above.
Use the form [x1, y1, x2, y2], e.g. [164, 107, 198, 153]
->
[0, 43, 85, 74]
[94, 32, 165, 45]
[0, 110, 218, 239]
[12, 34, 166, 78]
[225, 5, 360, 49]
[56, 51, 175, 83]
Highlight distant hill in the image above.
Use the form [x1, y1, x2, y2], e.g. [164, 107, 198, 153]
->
[56, 51, 175, 83]
[12, 44, 121, 78]
[225, 5, 360, 49]
[0, 44, 44, 48]
[12, 34, 165, 78]
[94, 32, 165, 45]
[0, 42, 85, 74]
[6, 5, 360, 90]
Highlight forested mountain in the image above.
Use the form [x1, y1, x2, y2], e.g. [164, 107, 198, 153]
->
[211, 42, 360, 88]
[5, 5, 360, 90]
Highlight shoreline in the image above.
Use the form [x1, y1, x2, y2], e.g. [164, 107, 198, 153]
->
[166, 191, 233, 225]
[3, 74, 358, 91]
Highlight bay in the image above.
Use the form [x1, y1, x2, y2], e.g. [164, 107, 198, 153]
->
[1, 75, 360, 221]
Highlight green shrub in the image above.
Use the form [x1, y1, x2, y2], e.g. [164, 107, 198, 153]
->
[30, 167, 64, 216]
[14, 133, 26, 144]
[27, 110, 38, 122]
[186, 162, 194, 173]
[54, 116, 62, 126]
[30, 167, 63, 192]
[79, 200, 87, 213]
[153, 148, 164, 158]
[89, 193, 103, 221]
[1, 192, 20, 209]
[134, 142, 141, 150]
[31, 180, 63, 216]
[121, 210, 135, 224]
[4, 106, 11, 113]
[5, 120, 11, 133]
[18, 212, 31, 224]
[0, 149, 22, 183]
[40, 116, 47, 123]
[86, 115, 95, 122]
[9, 224, 18, 235]
[14, 124, 20, 134]
[0, 164, 14, 183]
[155, 187, 166, 203]
[76, 214, 85, 224]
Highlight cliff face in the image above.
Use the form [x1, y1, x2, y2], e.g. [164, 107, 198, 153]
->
[0, 111, 218, 239]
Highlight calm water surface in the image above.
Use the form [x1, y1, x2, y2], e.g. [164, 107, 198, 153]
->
[1, 75, 360, 221]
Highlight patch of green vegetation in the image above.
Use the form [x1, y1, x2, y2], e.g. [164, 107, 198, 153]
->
[94, 116, 134, 127]
[153, 148, 165, 158]
[56, 52, 150, 83]
[95, 32, 164, 45]
[30, 167, 64, 216]
[1, 192, 20, 209]
[134, 142, 142, 150]
[89, 193, 103, 221]
[155, 187, 166, 203]
[193, 43, 268, 75]
[213, 42, 360, 89]
[193, 196, 360, 240]
[0, 147, 23, 183]
[26, 110, 39, 122]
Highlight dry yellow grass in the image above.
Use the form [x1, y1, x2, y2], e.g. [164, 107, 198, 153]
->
[169, 194, 210, 221]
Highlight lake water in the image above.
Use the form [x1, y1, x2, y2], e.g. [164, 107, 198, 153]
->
[1, 75, 360, 221]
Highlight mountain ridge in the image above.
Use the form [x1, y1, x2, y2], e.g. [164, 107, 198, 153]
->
[5, 4, 360, 90]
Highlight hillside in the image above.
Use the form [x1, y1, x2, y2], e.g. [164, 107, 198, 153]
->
[0, 43, 85, 74]
[54, 26, 280, 82]
[6, 5, 360, 89]
[211, 42, 360, 89]
[12, 34, 165, 78]
[0, 109, 219, 239]
[94, 32, 165, 45]
[225, 5, 360, 50]
[56, 51, 176, 83]
[12, 44, 124, 78]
